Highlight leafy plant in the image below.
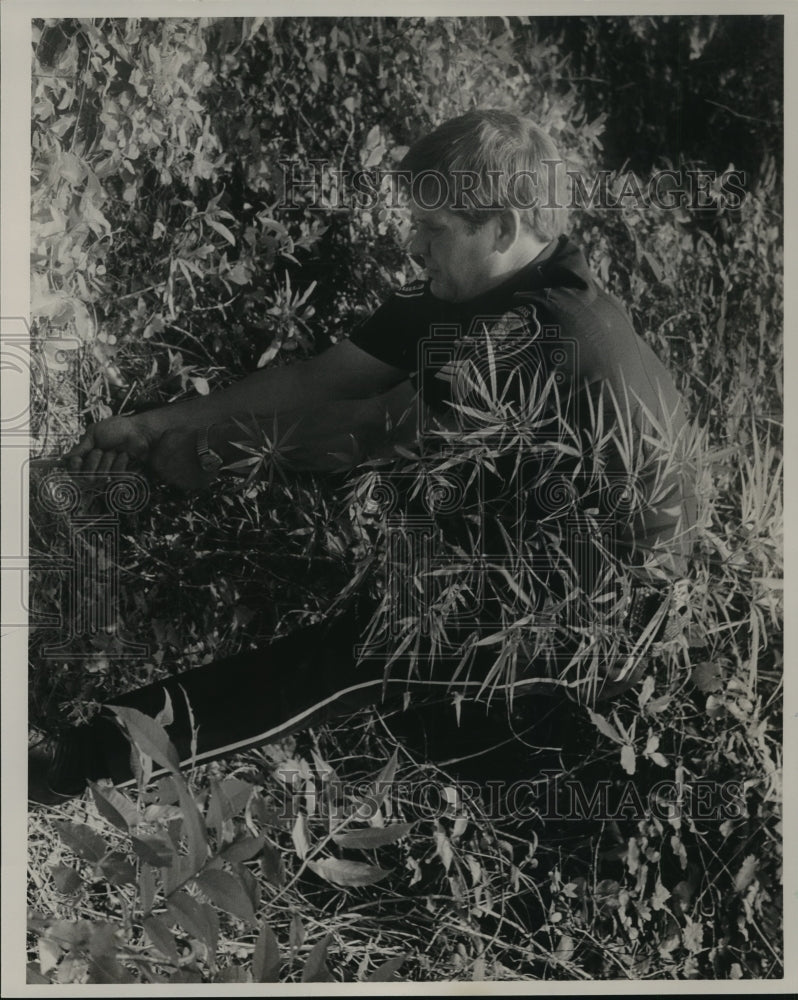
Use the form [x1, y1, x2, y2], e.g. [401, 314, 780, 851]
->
[28, 14, 782, 984]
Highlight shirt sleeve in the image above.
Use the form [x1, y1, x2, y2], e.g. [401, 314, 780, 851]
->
[348, 281, 431, 373]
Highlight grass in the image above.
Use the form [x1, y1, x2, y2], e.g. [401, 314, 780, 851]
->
[25, 15, 782, 985]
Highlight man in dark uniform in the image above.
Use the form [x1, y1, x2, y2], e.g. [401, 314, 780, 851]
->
[30, 110, 696, 802]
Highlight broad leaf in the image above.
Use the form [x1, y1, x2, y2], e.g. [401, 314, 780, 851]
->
[587, 710, 623, 745]
[206, 217, 236, 245]
[253, 920, 281, 983]
[637, 674, 656, 708]
[90, 783, 139, 831]
[139, 864, 156, 916]
[143, 915, 180, 964]
[691, 661, 724, 693]
[87, 923, 132, 984]
[99, 852, 136, 886]
[214, 964, 250, 982]
[221, 833, 265, 864]
[289, 911, 305, 954]
[27, 962, 52, 984]
[332, 822, 415, 850]
[166, 890, 219, 957]
[365, 955, 406, 982]
[292, 813, 311, 859]
[308, 858, 391, 887]
[53, 821, 107, 865]
[50, 863, 82, 895]
[110, 706, 181, 774]
[261, 843, 286, 888]
[131, 835, 175, 868]
[112, 709, 209, 877]
[734, 854, 759, 893]
[194, 869, 256, 925]
[620, 744, 636, 775]
[354, 750, 398, 820]
[301, 934, 333, 983]
[231, 861, 261, 913]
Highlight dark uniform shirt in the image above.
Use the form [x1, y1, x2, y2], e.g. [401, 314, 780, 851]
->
[351, 235, 697, 573]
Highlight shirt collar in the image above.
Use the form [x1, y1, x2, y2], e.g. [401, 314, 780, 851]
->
[453, 234, 581, 315]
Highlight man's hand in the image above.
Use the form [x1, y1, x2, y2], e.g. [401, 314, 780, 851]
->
[147, 428, 219, 493]
[65, 414, 155, 475]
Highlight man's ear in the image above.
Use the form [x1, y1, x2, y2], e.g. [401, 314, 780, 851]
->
[494, 209, 522, 252]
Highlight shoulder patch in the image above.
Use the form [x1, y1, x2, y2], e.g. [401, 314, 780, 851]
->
[395, 280, 427, 299]
[466, 304, 541, 341]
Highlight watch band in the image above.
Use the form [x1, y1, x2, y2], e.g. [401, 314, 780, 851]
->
[196, 426, 223, 473]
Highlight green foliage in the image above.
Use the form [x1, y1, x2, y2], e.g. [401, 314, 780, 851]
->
[28, 15, 782, 984]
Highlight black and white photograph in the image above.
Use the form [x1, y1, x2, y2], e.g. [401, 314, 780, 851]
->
[1, 4, 791, 990]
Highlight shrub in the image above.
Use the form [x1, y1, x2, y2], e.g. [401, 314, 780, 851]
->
[28, 15, 782, 983]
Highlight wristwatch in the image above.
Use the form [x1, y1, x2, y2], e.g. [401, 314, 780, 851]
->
[196, 426, 224, 474]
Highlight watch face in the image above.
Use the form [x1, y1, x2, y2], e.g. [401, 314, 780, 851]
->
[199, 450, 223, 473]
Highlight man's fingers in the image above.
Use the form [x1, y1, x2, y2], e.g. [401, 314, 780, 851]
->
[82, 449, 105, 475]
[64, 434, 95, 461]
[97, 451, 117, 476]
[64, 438, 93, 472]
[111, 452, 130, 473]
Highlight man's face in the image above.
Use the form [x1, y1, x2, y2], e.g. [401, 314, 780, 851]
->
[406, 202, 498, 304]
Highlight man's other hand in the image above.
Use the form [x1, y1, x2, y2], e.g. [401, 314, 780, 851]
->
[65, 414, 154, 476]
[147, 428, 218, 493]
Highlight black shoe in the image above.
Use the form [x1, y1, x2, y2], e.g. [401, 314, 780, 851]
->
[28, 735, 86, 807]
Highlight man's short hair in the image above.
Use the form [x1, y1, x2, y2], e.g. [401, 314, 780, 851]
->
[400, 109, 568, 241]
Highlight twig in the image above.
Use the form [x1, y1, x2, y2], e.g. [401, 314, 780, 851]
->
[703, 98, 777, 127]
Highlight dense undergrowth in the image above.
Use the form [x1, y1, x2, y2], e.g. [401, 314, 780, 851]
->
[27, 16, 782, 983]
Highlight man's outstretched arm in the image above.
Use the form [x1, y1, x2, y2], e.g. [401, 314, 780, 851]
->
[64, 340, 408, 475]
[147, 379, 426, 491]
